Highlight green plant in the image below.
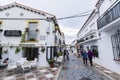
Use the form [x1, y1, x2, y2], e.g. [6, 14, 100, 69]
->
[47, 59, 55, 64]
[56, 52, 63, 57]
[27, 57, 35, 61]
[10, 46, 13, 49]
[41, 46, 45, 53]
[3, 49, 8, 54]
[36, 29, 39, 32]
[20, 31, 26, 43]
[22, 47, 26, 53]
[15, 47, 20, 54]
[25, 28, 29, 32]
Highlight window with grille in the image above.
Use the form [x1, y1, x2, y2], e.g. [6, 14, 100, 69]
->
[111, 29, 120, 61]
[91, 45, 99, 58]
[46, 47, 56, 60]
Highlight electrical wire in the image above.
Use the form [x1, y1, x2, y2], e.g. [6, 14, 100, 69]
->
[0, 10, 93, 20]
[57, 13, 91, 20]
[57, 9, 93, 20]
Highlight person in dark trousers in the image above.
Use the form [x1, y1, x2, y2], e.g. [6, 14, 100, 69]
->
[82, 50, 88, 65]
[66, 50, 69, 60]
[63, 50, 66, 61]
[87, 49, 94, 66]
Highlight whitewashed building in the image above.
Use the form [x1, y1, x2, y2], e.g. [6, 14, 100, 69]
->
[77, 9, 99, 57]
[71, 40, 77, 55]
[0, 2, 64, 67]
[96, 0, 120, 74]
[77, 0, 120, 74]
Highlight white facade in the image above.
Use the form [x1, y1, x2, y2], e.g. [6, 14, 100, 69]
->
[71, 40, 77, 55]
[77, 9, 99, 54]
[0, 2, 64, 67]
[96, 0, 120, 74]
[77, 0, 120, 74]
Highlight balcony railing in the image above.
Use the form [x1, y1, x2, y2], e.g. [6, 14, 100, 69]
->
[97, 1, 120, 29]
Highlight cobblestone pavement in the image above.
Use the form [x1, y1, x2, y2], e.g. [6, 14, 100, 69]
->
[0, 67, 60, 80]
[57, 52, 111, 80]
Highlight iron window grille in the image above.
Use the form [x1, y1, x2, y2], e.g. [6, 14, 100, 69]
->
[91, 45, 99, 58]
[111, 29, 120, 61]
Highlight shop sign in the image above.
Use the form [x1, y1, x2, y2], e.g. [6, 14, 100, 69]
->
[4, 30, 21, 36]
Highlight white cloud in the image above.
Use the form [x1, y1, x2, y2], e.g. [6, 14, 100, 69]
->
[60, 25, 78, 36]
[60, 24, 79, 44]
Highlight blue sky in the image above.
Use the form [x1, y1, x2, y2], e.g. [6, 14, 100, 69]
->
[0, 0, 98, 44]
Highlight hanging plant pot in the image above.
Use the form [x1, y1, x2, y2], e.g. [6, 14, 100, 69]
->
[3, 49, 8, 54]
[47, 59, 55, 68]
[90, 35, 94, 38]
[15, 47, 20, 54]
[41, 46, 45, 53]
[25, 28, 29, 32]
[50, 63, 54, 68]
[36, 29, 39, 32]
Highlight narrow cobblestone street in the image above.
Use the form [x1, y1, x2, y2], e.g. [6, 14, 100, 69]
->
[57, 52, 111, 80]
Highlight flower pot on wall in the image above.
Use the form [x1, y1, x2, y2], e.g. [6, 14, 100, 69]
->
[36, 29, 39, 32]
[15, 47, 20, 54]
[41, 46, 45, 53]
[47, 59, 55, 68]
[50, 63, 54, 68]
[3, 49, 8, 54]
[0, 29, 3, 32]
[25, 28, 29, 32]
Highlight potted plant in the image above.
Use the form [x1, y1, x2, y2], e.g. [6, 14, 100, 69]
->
[15, 47, 20, 54]
[41, 46, 45, 53]
[3, 49, 8, 54]
[25, 28, 29, 32]
[36, 29, 39, 32]
[56, 52, 63, 57]
[47, 59, 55, 68]
[20, 32, 26, 43]
[90, 35, 94, 38]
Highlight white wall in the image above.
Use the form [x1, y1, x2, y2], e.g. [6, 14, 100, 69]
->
[38, 48, 49, 67]
[78, 11, 98, 39]
[96, 27, 120, 74]
[0, 6, 56, 67]
[96, 0, 120, 74]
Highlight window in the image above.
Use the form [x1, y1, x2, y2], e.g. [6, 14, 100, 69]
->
[46, 47, 55, 60]
[24, 48, 38, 60]
[111, 29, 120, 61]
[91, 45, 99, 58]
[27, 22, 37, 41]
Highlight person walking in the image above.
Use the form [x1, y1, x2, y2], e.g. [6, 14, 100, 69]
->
[63, 50, 66, 61]
[87, 49, 94, 66]
[82, 50, 88, 65]
[66, 50, 69, 60]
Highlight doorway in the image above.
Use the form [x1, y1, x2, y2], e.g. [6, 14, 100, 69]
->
[24, 47, 38, 61]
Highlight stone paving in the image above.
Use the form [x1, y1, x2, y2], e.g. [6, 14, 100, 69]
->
[94, 63, 120, 80]
[0, 66, 60, 80]
[57, 53, 111, 80]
